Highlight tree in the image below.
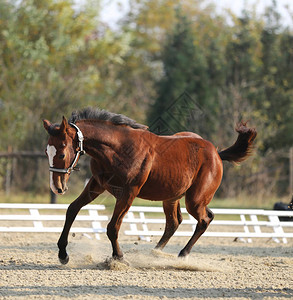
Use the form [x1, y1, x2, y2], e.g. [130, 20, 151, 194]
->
[147, 9, 210, 135]
[0, 0, 131, 151]
[0, 0, 131, 192]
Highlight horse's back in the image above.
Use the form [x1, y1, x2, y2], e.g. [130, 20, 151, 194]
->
[173, 131, 203, 139]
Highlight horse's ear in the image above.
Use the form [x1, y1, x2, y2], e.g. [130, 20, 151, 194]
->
[60, 116, 69, 134]
[43, 119, 52, 132]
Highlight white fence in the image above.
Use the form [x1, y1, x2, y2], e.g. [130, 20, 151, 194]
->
[124, 206, 293, 244]
[0, 203, 108, 239]
[0, 204, 293, 243]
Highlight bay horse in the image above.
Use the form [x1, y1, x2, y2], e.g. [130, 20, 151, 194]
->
[43, 107, 257, 264]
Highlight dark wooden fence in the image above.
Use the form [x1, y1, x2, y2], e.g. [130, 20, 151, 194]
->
[0, 151, 45, 158]
[0, 151, 56, 203]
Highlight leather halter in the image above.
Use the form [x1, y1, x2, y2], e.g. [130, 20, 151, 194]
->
[49, 123, 85, 174]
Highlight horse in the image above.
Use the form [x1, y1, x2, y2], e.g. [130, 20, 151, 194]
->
[43, 107, 257, 264]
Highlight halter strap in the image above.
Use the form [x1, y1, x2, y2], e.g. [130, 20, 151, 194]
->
[69, 123, 85, 155]
[49, 123, 85, 174]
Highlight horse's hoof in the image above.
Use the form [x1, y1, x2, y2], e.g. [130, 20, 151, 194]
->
[112, 255, 124, 261]
[178, 254, 189, 262]
[111, 255, 130, 265]
[178, 250, 188, 258]
[118, 257, 130, 266]
[59, 254, 69, 265]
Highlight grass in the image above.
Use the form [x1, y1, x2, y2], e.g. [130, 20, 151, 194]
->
[0, 190, 288, 214]
[210, 196, 283, 210]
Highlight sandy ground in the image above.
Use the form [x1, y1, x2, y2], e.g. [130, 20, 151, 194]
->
[0, 230, 292, 300]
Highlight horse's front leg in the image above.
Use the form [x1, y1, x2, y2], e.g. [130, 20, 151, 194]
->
[57, 177, 104, 264]
[106, 192, 136, 259]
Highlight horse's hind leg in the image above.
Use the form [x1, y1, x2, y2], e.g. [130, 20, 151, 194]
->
[155, 199, 182, 250]
[178, 151, 222, 258]
[178, 204, 214, 257]
[178, 177, 220, 257]
[57, 177, 104, 264]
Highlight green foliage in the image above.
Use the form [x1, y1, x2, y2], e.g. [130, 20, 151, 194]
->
[0, 0, 292, 199]
[0, 0, 128, 152]
[147, 9, 209, 134]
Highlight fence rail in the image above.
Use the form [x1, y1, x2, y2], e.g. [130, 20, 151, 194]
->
[124, 206, 293, 244]
[0, 151, 46, 158]
[0, 204, 293, 243]
[0, 203, 108, 239]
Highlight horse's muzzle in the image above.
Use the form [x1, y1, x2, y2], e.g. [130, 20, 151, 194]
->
[57, 186, 68, 195]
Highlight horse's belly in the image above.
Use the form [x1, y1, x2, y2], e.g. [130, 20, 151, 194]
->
[137, 189, 184, 201]
[137, 174, 191, 201]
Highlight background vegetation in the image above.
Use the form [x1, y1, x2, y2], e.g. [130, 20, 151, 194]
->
[0, 0, 292, 207]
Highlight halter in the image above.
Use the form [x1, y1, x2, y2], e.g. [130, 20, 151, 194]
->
[49, 123, 85, 174]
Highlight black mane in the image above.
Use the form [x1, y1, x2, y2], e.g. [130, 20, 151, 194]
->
[68, 107, 148, 130]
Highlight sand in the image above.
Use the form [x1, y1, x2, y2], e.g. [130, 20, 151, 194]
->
[0, 231, 292, 299]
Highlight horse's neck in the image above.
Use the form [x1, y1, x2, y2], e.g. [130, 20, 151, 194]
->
[76, 120, 121, 153]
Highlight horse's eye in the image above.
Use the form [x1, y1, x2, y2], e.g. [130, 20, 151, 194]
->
[59, 154, 65, 159]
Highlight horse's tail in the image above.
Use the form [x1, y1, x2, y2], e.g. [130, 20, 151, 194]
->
[218, 122, 257, 163]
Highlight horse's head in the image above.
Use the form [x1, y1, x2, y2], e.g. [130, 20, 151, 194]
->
[43, 116, 84, 195]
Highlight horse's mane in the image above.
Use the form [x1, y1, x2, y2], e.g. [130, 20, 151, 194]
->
[69, 107, 148, 130]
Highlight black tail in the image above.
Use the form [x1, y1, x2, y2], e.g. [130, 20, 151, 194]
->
[218, 122, 257, 163]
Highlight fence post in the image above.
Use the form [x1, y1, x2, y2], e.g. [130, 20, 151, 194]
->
[5, 146, 12, 196]
[289, 147, 293, 196]
[50, 189, 57, 204]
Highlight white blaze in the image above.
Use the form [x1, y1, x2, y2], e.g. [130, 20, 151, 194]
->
[46, 145, 58, 193]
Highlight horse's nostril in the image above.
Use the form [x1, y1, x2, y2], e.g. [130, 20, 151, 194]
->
[57, 188, 63, 194]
